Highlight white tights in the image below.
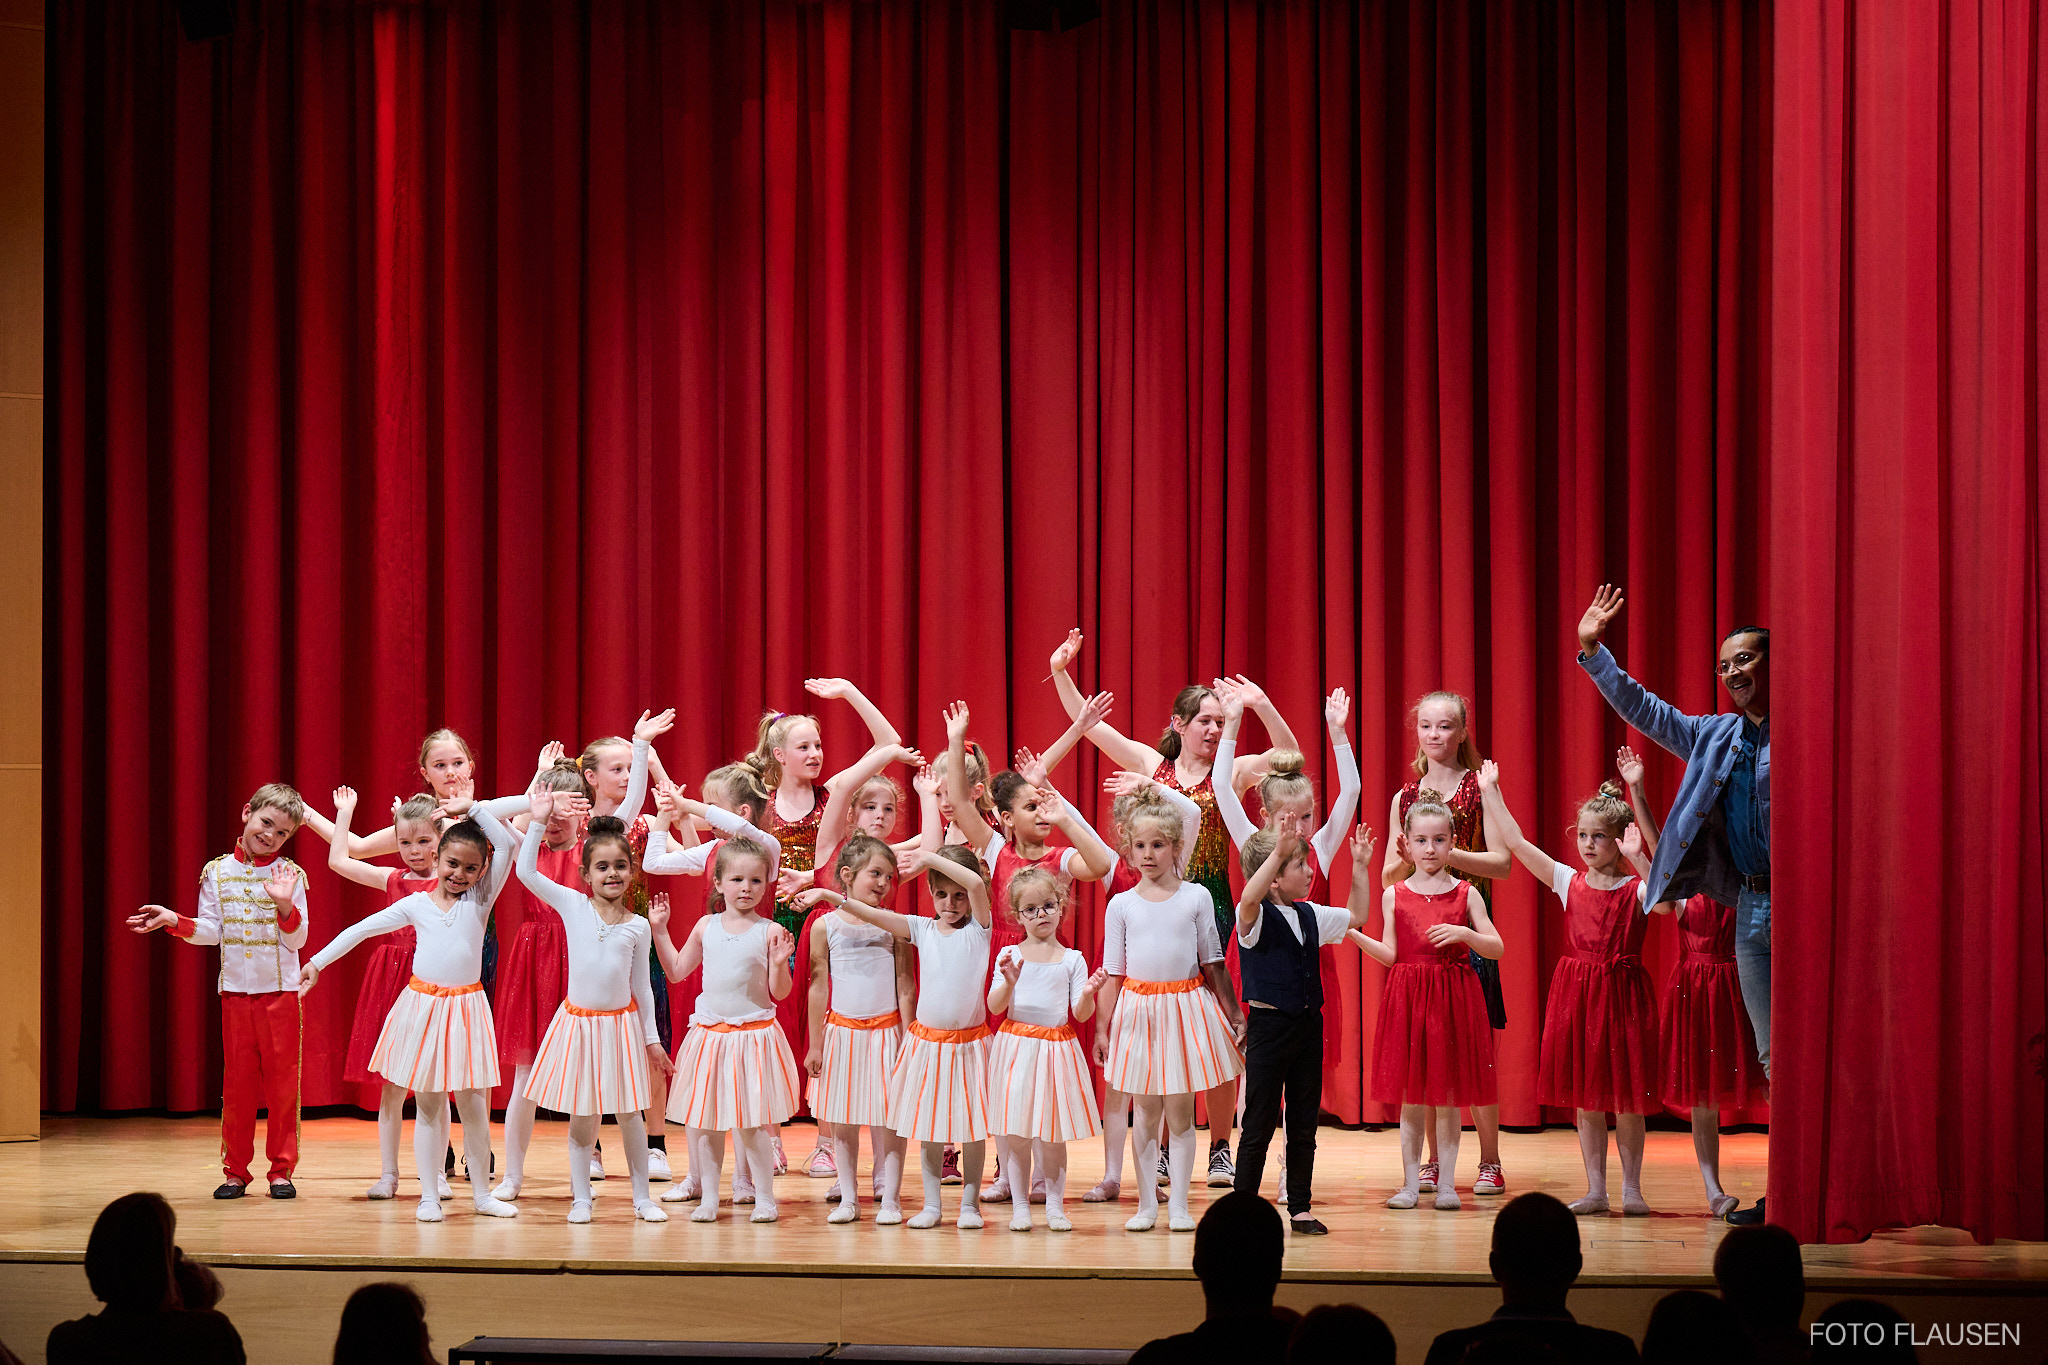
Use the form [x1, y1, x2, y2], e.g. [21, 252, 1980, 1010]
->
[687, 1125, 778, 1220]
[1129, 1093, 1196, 1227]
[414, 1089, 496, 1211]
[828, 1123, 905, 1221]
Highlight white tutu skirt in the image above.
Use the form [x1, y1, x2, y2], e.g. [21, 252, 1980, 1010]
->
[371, 977, 501, 1094]
[808, 1010, 902, 1129]
[668, 1018, 800, 1130]
[987, 1022, 1101, 1143]
[886, 1022, 991, 1144]
[522, 1000, 651, 1117]
[1103, 978, 1244, 1096]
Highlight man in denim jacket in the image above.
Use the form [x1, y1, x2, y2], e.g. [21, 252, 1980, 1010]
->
[1576, 586, 1771, 1225]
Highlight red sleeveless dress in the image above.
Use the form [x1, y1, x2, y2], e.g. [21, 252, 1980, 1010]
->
[1371, 882, 1496, 1106]
[1537, 872, 1660, 1114]
[1660, 893, 1766, 1108]
[343, 869, 437, 1085]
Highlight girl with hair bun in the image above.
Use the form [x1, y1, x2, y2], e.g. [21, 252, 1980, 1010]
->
[1479, 760, 1660, 1216]
[1049, 629, 1297, 1190]
[1381, 690, 1513, 1199]
[498, 798, 673, 1224]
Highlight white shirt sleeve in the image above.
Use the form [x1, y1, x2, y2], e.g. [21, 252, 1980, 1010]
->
[640, 829, 710, 877]
[309, 903, 413, 972]
[1311, 743, 1361, 875]
[472, 803, 520, 910]
[1550, 863, 1575, 906]
[1236, 902, 1268, 949]
[476, 793, 532, 821]
[617, 738, 652, 825]
[1155, 783, 1203, 876]
[1101, 895, 1128, 976]
[1066, 949, 1091, 1011]
[1308, 902, 1352, 946]
[185, 865, 225, 947]
[628, 920, 662, 1046]
[1195, 893, 1224, 965]
[508, 805, 591, 920]
[1210, 734, 1257, 848]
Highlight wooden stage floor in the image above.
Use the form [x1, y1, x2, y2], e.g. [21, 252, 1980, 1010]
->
[3, 1116, 2044, 1364]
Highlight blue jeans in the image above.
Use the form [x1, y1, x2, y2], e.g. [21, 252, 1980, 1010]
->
[1735, 887, 1772, 1078]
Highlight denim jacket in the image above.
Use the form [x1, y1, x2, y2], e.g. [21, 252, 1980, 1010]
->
[1578, 644, 1768, 910]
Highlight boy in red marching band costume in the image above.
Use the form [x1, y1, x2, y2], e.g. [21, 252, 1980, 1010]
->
[129, 783, 311, 1200]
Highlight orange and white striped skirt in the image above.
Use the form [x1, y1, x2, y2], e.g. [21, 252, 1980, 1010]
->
[1103, 977, 1243, 1097]
[667, 1017, 800, 1131]
[987, 1020, 1101, 1143]
[808, 1009, 902, 1129]
[522, 999, 651, 1117]
[886, 1020, 991, 1144]
[371, 976, 500, 1095]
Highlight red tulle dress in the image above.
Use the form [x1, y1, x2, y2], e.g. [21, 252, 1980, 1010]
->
[343, 868, 438, 1085]
[1371, 881, 1497, 1106]
[1537, 870, 1660, 1114]
[1660, 893, 1766, 1109]
[771, 786, 827, 1113]
[492, 840, 584, 1070]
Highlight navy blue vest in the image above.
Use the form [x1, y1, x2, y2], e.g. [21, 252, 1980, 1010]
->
[1238, 900, 1324, 1015]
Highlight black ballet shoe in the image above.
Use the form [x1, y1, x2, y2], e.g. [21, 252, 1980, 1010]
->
[213, 1182, 246, 1200]
[1289, 1217, 1329, 1235]
[1725, 1197, 1767, 1226]
[267, 1179, 297, 1199]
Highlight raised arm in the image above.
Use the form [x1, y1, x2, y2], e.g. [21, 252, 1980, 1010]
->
[911, 762, 945, 857]
[1381, 790, 1411, 888]
[1048, 629, 1166, 775]
[324, 788, 402, 891]
[918, 847, 992, 929]
[816, 742, 922, 857]
[1016, 751, 1116, 882]
[1576, 586, 1706, 759]
[796, 885, 915, 942]
[1236, 829, 1302, 930]
[1210, 691, 1259, 847]
[1475, 761, 1557, 889]
[1616, 744, 1662, 858]
[505, 793, 590, 920]
[941, 701, 999, 853]
[1313, 690, 1362, 874]
[805, 677, 903, 759]
[649, 904, 706, 984]
[1349, 887, 1399, 969]
[1030, 689, 1115, 778]
[1217, 675, 1301, 795]
[1344, 824, 1379, 929]
[616, 709, 675, 824]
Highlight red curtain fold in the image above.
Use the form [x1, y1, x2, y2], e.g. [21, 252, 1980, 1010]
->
[1770, 0, 2047, 1244]
[49, 0, 1771, 1145]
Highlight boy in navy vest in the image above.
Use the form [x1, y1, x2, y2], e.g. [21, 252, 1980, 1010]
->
[1231, 825, 1375, 1233]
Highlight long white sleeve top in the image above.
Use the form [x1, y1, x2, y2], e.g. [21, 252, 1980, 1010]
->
[171, 844, 311, 994]
[309, 810, 516, 987]
[1101, 881, 1224, 982]
[1212, 733, 1360, 877]
[641, 808, 782, 881]
[506, 807, 659, 1043]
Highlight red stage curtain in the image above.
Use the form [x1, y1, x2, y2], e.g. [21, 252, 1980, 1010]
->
[48, 0, 1770, 1136]
[1770, 0, 2047, 1244]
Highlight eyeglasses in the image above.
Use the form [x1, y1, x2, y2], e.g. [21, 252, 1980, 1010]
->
[1017, 905, 1061, 921]
[1715, 652, 1762, 676]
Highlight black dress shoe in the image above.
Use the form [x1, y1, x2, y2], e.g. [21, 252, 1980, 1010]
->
[1725, 1197, 1767, 1225]
[213, 1182, 247, 1200]
[1289, 1217, 1330, 1235]
[268, 1180, 297, 1199]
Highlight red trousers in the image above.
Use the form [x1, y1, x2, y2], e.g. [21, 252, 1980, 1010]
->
[219, 991, 301, 1184]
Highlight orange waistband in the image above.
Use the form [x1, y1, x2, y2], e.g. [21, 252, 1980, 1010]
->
[1123, 976, 1201, 996]
[999, 1020, 1076, 1042]
[565, 999, 640, 1018]
[697, 1018, 775, 1034]
[908, 1020, 991, 1045]
[827, 1009, 902, 1032]
[408, 976, 484, 998]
